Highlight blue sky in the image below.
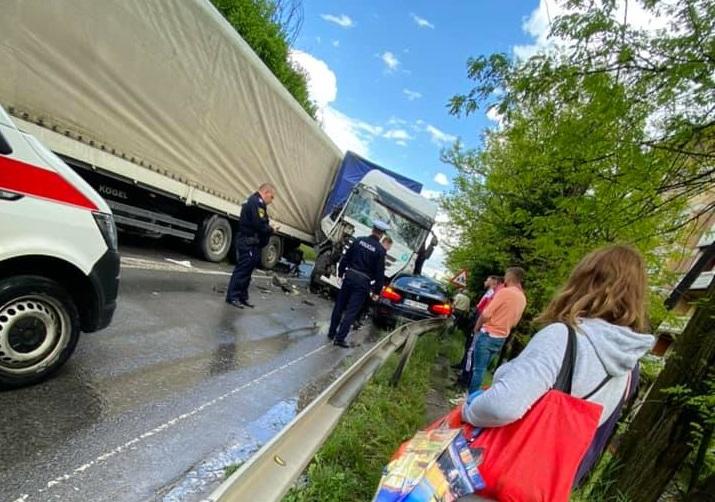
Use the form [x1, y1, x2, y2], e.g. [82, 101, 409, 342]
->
[288, 1, 549, 276]
[291, 1, 544, 197]
[288, 1, 665, 277]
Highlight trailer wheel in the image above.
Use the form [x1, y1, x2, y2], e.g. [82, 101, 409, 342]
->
[260, 235, 283, 270]
[0, 275, 80, 389]
[197, 215, 232, 263]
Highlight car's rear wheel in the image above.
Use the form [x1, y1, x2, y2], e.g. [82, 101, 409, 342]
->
[0, 276, 80, 389]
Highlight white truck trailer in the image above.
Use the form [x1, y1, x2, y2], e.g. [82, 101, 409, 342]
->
[0, 0, 437, 278]
[0, 0, 343, 267]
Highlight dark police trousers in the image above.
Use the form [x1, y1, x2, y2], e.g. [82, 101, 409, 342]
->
[328, 271, 371, 343]
[226, 242, 261, 303]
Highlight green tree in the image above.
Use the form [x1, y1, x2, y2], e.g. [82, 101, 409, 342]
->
[445, 0, 713, 319]
[211, 0, 316, 118]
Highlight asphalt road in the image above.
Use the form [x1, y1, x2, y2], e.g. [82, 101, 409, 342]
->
[0, 249, 381, 502]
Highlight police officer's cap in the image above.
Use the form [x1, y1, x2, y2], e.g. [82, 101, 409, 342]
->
[372, 220, 390, 232]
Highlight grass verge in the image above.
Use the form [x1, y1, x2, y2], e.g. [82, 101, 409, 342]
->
[300, 244, 317, 263]
[284, 330, 464, 502]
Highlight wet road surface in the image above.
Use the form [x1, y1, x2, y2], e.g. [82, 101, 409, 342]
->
[0, 254, 380, 502]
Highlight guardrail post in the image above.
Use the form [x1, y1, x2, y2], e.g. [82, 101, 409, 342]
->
[389, 330, 418, 386]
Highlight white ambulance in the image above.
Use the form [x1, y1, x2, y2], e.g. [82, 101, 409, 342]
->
[0, 105, 119, 388]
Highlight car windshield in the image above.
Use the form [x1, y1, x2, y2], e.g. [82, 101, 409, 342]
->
[343, 190, 426, 249]
[394, 276, 448, 297]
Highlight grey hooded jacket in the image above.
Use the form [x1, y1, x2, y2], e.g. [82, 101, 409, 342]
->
[462, 318, 655, 427]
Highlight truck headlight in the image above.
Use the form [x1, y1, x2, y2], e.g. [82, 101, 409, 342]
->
[93, 212, 118, 251]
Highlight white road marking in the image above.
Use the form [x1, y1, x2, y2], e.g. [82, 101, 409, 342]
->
[164, 258, 193, 268]
[120, 256, 298, 282]
[121, 256, 231, 276]
[17, 343, 329, 501]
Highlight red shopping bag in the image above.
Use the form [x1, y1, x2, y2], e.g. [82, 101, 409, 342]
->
[472, 389, 602, 501]
[427, 325, 604, 502]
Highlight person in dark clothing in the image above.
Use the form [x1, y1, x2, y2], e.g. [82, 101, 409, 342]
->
[353, 235, 393, 331]
[413, 234, 438, 276]
[225, 183, 276, 309]
[328, 221, 389, 348]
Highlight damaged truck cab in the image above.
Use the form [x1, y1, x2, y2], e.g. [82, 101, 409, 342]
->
[310, 154, 438, 292]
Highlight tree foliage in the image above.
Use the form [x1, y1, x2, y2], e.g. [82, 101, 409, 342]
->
[443, 0, 714, 497]
[211, 0, 316, 118]
[444, 0, 714, 324]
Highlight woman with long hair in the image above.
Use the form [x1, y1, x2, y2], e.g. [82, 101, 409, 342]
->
[462, 244, 655, 480]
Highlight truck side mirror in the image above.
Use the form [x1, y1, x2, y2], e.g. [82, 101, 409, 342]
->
[0, 129, 12, 155]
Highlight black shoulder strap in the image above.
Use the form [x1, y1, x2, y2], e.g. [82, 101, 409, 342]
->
[583, 375, 613, 400]
[554, 324, 577, 393]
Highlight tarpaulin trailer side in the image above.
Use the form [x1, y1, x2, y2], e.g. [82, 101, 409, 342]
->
[0, 0, 343, 263]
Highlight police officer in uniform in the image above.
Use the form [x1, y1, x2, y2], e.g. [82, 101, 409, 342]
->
[226, 183, 276, 309]
[328, 220, 389, 348]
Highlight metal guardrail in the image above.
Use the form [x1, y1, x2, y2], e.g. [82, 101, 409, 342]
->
[207, 317, 448, 502]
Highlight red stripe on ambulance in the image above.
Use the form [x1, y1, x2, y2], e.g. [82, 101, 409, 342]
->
[0, 155, 97, 210]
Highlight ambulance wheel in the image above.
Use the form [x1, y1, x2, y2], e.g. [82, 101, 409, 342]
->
[197, 215, 232, 263]
[0, 276, 80, 389]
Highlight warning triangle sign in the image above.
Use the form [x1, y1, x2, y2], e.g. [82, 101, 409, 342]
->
[450, 269, 468, 288]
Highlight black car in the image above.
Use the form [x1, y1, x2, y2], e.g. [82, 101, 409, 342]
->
[373, 274, 453, 328]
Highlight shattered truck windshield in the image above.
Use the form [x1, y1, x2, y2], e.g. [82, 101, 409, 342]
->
[343, 190, 427, 250]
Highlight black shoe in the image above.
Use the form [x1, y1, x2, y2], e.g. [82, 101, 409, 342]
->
[226, 300, 244, 309]
[327, 333, 335, 340]
[239, 300, 255, 308]
[333, 340, 354, 348]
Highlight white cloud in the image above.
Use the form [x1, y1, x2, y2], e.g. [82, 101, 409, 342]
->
[289, 49, 381, 156]
[395, 140, 408, 147]
[383, 129, 412, 141]
[352, 120, 383, 137]
[410, 13, 435, 29]
[321, 108, 379, 156]
[433, 172, 449, 186]
[320, 14, 354, 28]
[513, 0, 674, 60]
[332, 40, 340, 47]
[381, 51, 400, 71]
[403, 88, 422, 101]
[387, 116, 408, 126]
[289, 50, 336, 108]
[486, 106, 505, 127]
[425, 124, 457, 145]
[512, 0, 554, 60]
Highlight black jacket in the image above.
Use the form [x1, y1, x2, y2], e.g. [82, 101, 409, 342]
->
[339, 235, 386, 293]
[238, 192, 272, 247]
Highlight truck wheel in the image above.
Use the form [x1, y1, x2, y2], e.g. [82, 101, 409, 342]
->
[198, 215, 232, 263]
[309, 250, 332, 293]
[0, 276, 80, 389]
[260, 235, 283, 270]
